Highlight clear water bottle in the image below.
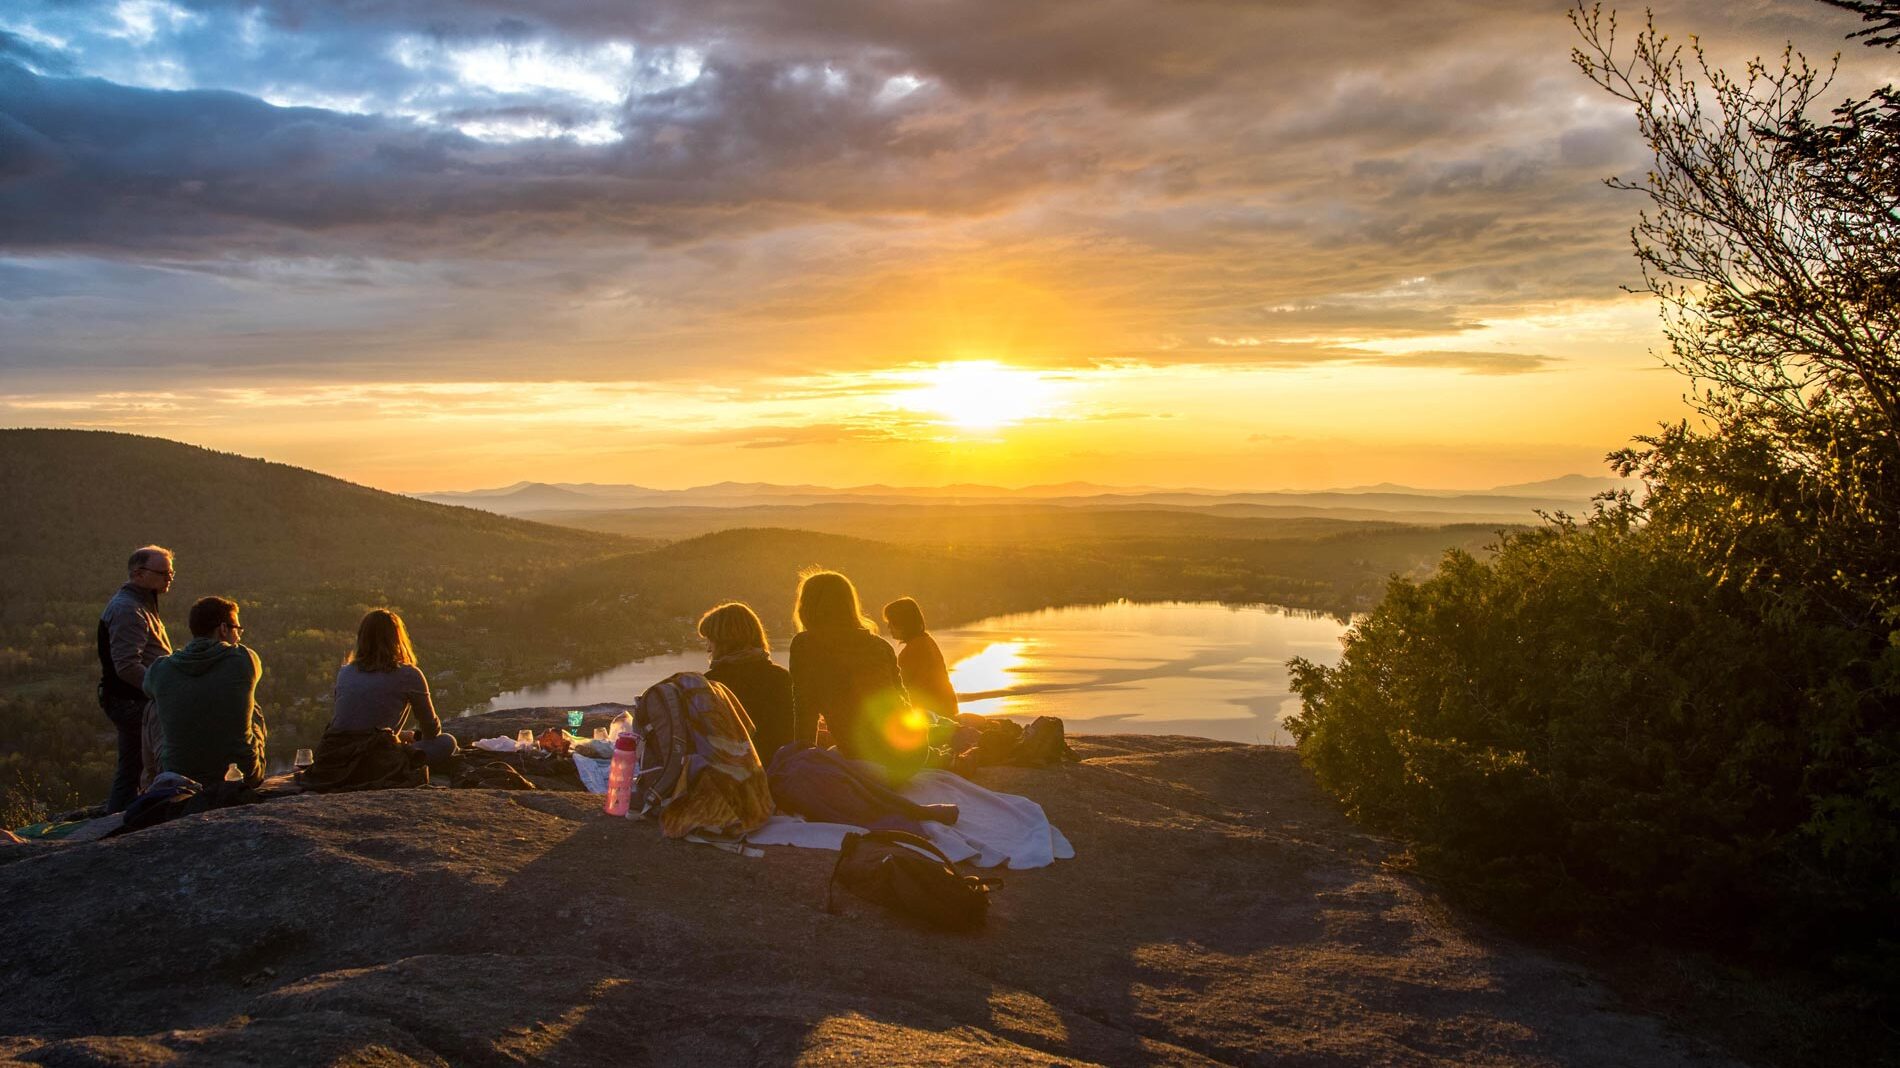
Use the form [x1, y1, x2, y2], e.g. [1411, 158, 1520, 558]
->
[606, 710, 636, 743]
[603, 734, 640, 816]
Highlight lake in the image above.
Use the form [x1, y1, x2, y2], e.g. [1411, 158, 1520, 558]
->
[468, 600, 1350, 745]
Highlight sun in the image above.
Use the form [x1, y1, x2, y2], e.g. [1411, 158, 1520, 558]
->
[902, 361, 1059, 430]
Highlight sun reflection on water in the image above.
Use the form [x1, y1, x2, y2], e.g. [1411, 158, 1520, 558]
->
[948, 640, 1028, 715]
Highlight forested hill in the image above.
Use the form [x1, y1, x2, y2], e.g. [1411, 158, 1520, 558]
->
[0, 429, 630, 588]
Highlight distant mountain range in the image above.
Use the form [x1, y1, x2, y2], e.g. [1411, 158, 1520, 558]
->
[423, 478, 1186, 507]
[417, 474, 1638, 521]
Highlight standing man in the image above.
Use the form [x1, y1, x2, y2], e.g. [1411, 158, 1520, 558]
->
[145, 596, 267, 788]
[97, 545, 174, 812]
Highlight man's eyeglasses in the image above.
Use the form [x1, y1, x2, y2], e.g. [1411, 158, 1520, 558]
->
[137, 566, 175, 578]
[223, 623, 244, 636]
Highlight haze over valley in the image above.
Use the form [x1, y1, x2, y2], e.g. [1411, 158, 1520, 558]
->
[420, 473, 1633, 538]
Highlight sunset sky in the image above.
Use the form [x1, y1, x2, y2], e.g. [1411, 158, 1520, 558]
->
[1, 0, 1887, 492]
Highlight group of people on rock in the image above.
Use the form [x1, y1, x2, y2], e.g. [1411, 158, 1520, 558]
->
[96, 545, 961, 812]
[97, 545, 456, 811]
[699, 571, 962, 780]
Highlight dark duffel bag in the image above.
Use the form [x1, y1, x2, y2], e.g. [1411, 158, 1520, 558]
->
[826, 828, 996, 931]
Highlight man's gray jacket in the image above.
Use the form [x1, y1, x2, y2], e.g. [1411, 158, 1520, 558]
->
[97, 582, 172, 701]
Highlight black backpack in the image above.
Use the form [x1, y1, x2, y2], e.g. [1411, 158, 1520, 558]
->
[826, 829, 996, 931]
[1013, 716, 1080, 766]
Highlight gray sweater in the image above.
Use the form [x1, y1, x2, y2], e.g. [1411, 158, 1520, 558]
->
[98, 583, 172, 700]
[330, 663, 441, 739]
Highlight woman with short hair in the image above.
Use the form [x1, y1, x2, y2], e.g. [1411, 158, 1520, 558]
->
[788, 570, 927, 778]
[329, 609, 457, 767]
[698, 601, 794, 763]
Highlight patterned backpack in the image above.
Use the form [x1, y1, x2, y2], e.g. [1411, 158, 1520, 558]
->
[633, 672, 775, 838]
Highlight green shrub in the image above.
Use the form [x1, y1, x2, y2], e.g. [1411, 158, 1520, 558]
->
[1288, 502, 1900, 964]
[1292, 4, 1900, 971]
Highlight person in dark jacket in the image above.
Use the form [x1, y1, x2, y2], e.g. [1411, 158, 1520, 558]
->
[698, 602, 794, 764]
[788, 570, 929, 780]
[768, 745, 957, 834]
[328, 609, 457, 768]
[97, 545, 175, 812]
[143, 596, 267, 788]
[883, 597, 960, 721]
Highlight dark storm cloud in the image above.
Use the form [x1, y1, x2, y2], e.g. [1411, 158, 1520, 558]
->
[0, 1, 1579, 257]
[0, 45, 1097, 257]
[0, 29, 75, 75]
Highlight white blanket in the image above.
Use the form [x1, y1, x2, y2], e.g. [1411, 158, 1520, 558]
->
[746, 770, 1073, 870]
[907, 770, 1075, 869]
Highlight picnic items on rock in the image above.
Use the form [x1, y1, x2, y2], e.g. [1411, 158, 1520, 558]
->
[544, 703, 1075, 869]
[607, 710, 636, 743]
[574, 738, 615, 759]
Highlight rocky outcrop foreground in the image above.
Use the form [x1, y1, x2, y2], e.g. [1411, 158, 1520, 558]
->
[0, 736, 1731, 1067]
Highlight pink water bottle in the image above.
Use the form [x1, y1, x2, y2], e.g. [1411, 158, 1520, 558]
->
[604, 733, 641, 816]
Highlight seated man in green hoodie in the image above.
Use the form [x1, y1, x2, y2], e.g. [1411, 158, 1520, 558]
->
[144, 596, 268, 788]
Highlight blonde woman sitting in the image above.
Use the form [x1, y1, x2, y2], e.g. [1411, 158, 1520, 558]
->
[699, 601, 794, 763]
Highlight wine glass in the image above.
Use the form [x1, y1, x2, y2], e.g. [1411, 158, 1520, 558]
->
[293, 748, 314, 770]
[592, 727, 609, 742]
[516, 728, 536, 751]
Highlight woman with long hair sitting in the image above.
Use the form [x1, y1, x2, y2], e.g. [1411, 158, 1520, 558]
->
[698, 601, 794, 764]
[788, 570, 931, 779]
[329, 608, 457, 768]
